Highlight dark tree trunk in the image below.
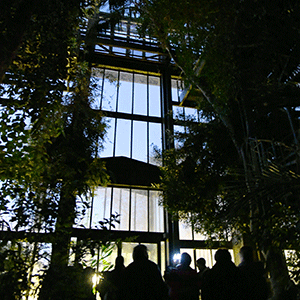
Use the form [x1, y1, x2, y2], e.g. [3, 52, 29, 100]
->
[51, 190, 76, 268]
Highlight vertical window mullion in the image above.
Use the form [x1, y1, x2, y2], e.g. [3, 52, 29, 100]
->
[116, 71, 120, 113]
[113, 71, 120, 157]
[109, 187, 114, 230]
[147, 74, 150, 163]
[89, 194, 94, 229]
[130, 73, 135, 159]
[99, 68, 105, 110]
[104, 187, 107, 219]
[129, 188, 132, 230]
[147, 189, 150, 232]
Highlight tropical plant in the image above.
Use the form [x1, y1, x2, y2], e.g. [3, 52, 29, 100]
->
[0, 0, 129, 298]
[138, 0, 300, 298]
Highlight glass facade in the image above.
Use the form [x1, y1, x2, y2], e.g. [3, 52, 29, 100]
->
[75, 187, 164, 233]
[73, 7, 232, 273]
[91, 67, 162, 163]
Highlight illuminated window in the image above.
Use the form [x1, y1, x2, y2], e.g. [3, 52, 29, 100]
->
[75, 187, 164, 233]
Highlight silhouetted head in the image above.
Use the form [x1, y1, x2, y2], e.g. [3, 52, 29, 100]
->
[215, 249, 232, 264]
[133, 244, 148, 261]
[196, 257, 206, 270]
[239, 246, 253, 262]
[180, 252, 192, 268]
[115, 255, 125, 268]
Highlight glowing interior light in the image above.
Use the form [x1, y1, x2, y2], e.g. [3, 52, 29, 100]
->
[173, 253, 181, 262]
[92, 273, 101, 287]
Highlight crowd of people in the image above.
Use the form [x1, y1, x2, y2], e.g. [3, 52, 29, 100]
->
[97, 244, 270, 300]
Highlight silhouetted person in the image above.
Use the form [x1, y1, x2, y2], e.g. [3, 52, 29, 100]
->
[164, 252, 199, 300]
[238, 246, 269, 300]
[98, 255, 125, 300]
[196, 257, 210, 277]
[122, 244, 169, 300]
[196, 257, 210, 294]
[201, 248, 246, 300]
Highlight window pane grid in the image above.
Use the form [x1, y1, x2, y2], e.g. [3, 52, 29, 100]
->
[76, 187, 164, 233]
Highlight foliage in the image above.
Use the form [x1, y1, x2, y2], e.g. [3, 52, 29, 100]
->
[0, 241, 37, 300]
[139, 3, 300, 295]
[157, 114, 241, 240]
[139, 0, 300, 241]
[0, 0, 129, 298]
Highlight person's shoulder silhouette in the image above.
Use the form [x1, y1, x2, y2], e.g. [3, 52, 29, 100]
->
[165, 252, 199, 300]
[122, 244, 168, 300]
[201, 248, 246, 300]
[238, 246, 269, 300]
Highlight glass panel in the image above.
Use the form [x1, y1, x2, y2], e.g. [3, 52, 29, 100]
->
[115, 118, 131, 157]
[90, 68, 104, 110]
[171, 78, 183, 103]
[149, 122, 162, 166]
[195, 249, 215, 269]
[122, 242, 139, 266]
[111, 188, 130, 231]
[74, 197, 92, 229]
[144, 243, 158, 264]
[173, 106, 184, 119]
[195, 249, 235, 268]
[185, 107, 199, 120]
[179, 220, 193, 240]
[122, 243, 158, 266]
[104, 245, 120, 270]
[100, 117, 115, 157]
[132, 121, 147, 162]
[194, 231, 208, 240]
[134, 73, 147, 115]
[118, 72, 133, 113]
[102, 69, 118, 111]
[149, 190, 164, 232]
[160, 241, 166, 274]
[91, 187, 112, 228]
[130, 189, 148, 231]
[173, 125, 185, 149]
[149, 76, 161, 117]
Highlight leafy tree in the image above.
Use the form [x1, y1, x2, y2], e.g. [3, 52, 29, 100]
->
[139, 0, 300, 297]
[0, 0, 128, 298]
